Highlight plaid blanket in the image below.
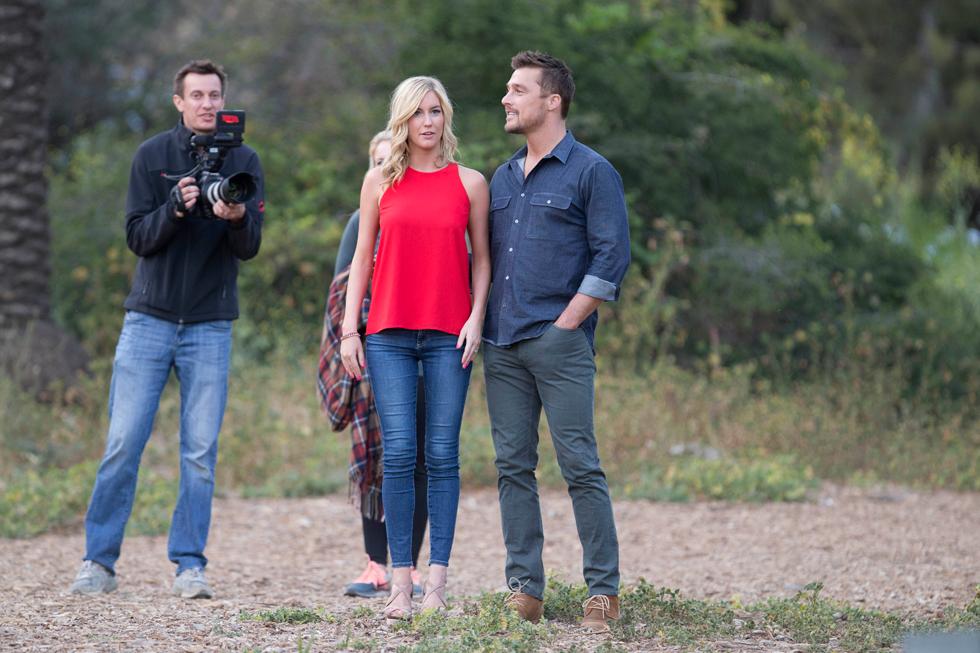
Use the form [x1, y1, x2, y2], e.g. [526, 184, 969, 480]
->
[317, 267, 383, 520]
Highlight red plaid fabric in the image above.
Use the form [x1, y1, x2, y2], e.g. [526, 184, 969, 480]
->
[317, 267, 383, 519]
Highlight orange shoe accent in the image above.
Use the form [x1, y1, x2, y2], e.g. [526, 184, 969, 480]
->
[352, 558, 389, 588]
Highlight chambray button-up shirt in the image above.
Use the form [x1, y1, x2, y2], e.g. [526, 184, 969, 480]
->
[483, 131, 631, 349]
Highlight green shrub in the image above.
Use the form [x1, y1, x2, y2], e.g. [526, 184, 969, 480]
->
[217, 353, 351, 496]
[623, 454, 816, 503]
[0, 363, 109, 474]
[126, 470, 177, 536]
[48, 129, 140, 358]
[759, 582, 906, 653]
[239, 607, 329, 624]
[404, 592, 547, 652]
[537, 579, 980, 650]
[541, 576, 590, 623]
[614, 580, 738, 645]
[0, 461, 96, 538]
[0, 459, 175, 538]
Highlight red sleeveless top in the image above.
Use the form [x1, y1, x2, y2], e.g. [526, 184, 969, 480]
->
[366, 163, 472, 335]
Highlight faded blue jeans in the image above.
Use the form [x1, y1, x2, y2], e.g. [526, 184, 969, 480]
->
[365, 329, 472, 568]
[83, 310, 231, 574]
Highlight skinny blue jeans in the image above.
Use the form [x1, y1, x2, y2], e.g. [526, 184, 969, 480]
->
[83, 311, 231, 574]
[365, 329, 471, 568]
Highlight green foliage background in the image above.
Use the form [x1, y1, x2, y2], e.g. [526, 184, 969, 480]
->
[3, 0, 978, 538]
[44, 0, 980, 397]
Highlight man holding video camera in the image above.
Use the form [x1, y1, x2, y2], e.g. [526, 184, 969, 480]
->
[69, 59, 264, 599]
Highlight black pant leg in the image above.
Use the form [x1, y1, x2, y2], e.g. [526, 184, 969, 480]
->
[411, 374, 429, 567]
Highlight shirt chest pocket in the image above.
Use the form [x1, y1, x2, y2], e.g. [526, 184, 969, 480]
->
[528, 192, 576, 240]
[490, 195, 512, 244]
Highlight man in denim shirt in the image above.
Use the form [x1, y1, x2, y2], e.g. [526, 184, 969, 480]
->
[483, 51, 630, 633]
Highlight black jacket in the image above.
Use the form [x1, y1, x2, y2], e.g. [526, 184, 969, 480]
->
[122, 120, 264, 323]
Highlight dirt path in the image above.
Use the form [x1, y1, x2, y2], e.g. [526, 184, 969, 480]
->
[1, 485, 978, 651]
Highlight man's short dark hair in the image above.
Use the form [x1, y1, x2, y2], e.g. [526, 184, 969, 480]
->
[173, 59, 227, 97]
[511, 50, 575, 118]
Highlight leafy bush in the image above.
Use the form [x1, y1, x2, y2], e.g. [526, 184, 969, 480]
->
[49, 129, 139, 357]
[623, 454, 816, 502]
[404, 592, 546, 652]
[0, 462, 95, 538]
[42, 0, 980, 406]
[239, 607, 329, 624]
[614, 580, 738, 645]
[760, 582, 906, 653]
[540, 576, 590, 623]
[0, 460, 176, 538]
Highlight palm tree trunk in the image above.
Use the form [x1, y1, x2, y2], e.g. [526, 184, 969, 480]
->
[0, 0, 87, 396]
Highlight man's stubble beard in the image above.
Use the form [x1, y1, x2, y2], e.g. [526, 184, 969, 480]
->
[505, 112, 544, 136]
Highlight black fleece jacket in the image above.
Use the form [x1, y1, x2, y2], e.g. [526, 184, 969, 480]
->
[122, 120, 264, 323]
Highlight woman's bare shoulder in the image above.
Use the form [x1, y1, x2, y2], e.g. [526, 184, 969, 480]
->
[456, 164, 488, 188]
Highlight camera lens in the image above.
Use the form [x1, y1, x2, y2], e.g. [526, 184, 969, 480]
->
[206, 172, 257, 205]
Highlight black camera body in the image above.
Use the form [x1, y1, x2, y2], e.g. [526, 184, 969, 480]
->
[170, 110, 257, 219]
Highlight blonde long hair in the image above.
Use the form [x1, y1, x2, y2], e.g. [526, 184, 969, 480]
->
[381, 76, 458, 191]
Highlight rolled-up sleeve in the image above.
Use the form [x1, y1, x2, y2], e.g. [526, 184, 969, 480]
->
[578, 161, 630, 301]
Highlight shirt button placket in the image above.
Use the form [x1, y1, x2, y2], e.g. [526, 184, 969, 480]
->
[511, 192, 524, 280]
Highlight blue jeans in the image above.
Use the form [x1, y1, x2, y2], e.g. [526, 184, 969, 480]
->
[365, 329, 472, 568]
[84, 311, 232, 574]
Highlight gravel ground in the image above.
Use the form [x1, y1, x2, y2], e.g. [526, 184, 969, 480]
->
[1, 484, 977, 651]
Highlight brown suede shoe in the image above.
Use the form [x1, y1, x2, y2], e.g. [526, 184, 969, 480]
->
[581, 594, 620, 633]
[504, 591, 544, 623]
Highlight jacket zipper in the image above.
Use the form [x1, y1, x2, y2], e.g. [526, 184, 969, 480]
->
[179, 226, 191, 323]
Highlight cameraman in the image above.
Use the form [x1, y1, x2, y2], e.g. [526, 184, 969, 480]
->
[69, 60, 264, 599]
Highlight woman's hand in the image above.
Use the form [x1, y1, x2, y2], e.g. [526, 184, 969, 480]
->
[340, 334, 365, 380]
[456, 315, 484, 368]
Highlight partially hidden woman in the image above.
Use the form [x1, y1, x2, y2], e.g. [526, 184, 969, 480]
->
[340, 76, 490, 621]
[327, 130, 427, 599]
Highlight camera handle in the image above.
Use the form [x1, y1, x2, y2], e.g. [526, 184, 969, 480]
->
[163, 160, 205, 216]
[169, 184, 189, 216]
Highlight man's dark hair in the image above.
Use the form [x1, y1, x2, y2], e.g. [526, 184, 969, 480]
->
[173, 59, 227, 97]
[511, 50, 575, 118]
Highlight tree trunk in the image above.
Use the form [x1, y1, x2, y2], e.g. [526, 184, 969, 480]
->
[0, 0, 87, 396]
[902, 1, 943, 173]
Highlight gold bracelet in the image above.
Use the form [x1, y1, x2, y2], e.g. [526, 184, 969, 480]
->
[340, 331, 361, 341]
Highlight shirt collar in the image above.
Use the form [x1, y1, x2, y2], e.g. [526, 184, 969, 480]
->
[171, 118, 194, 151]
[507, 129, 576, 168]
[550, 130, 575, 163]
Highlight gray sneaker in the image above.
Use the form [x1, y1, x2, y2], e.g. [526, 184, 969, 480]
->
[69, 560, 117, 595]
[173, 567, 214, 599]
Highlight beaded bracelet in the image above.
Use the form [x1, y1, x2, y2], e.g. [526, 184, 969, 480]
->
[340, 331, 361, 341]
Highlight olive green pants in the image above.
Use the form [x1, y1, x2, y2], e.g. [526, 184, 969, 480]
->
[484, 324, 620, 600]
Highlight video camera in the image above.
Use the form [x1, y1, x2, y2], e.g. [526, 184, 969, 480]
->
[169, 110, 257, 219]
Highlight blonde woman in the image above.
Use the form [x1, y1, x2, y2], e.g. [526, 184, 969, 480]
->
[332, 131, 428, 600]
[340, 77, 490, 621]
